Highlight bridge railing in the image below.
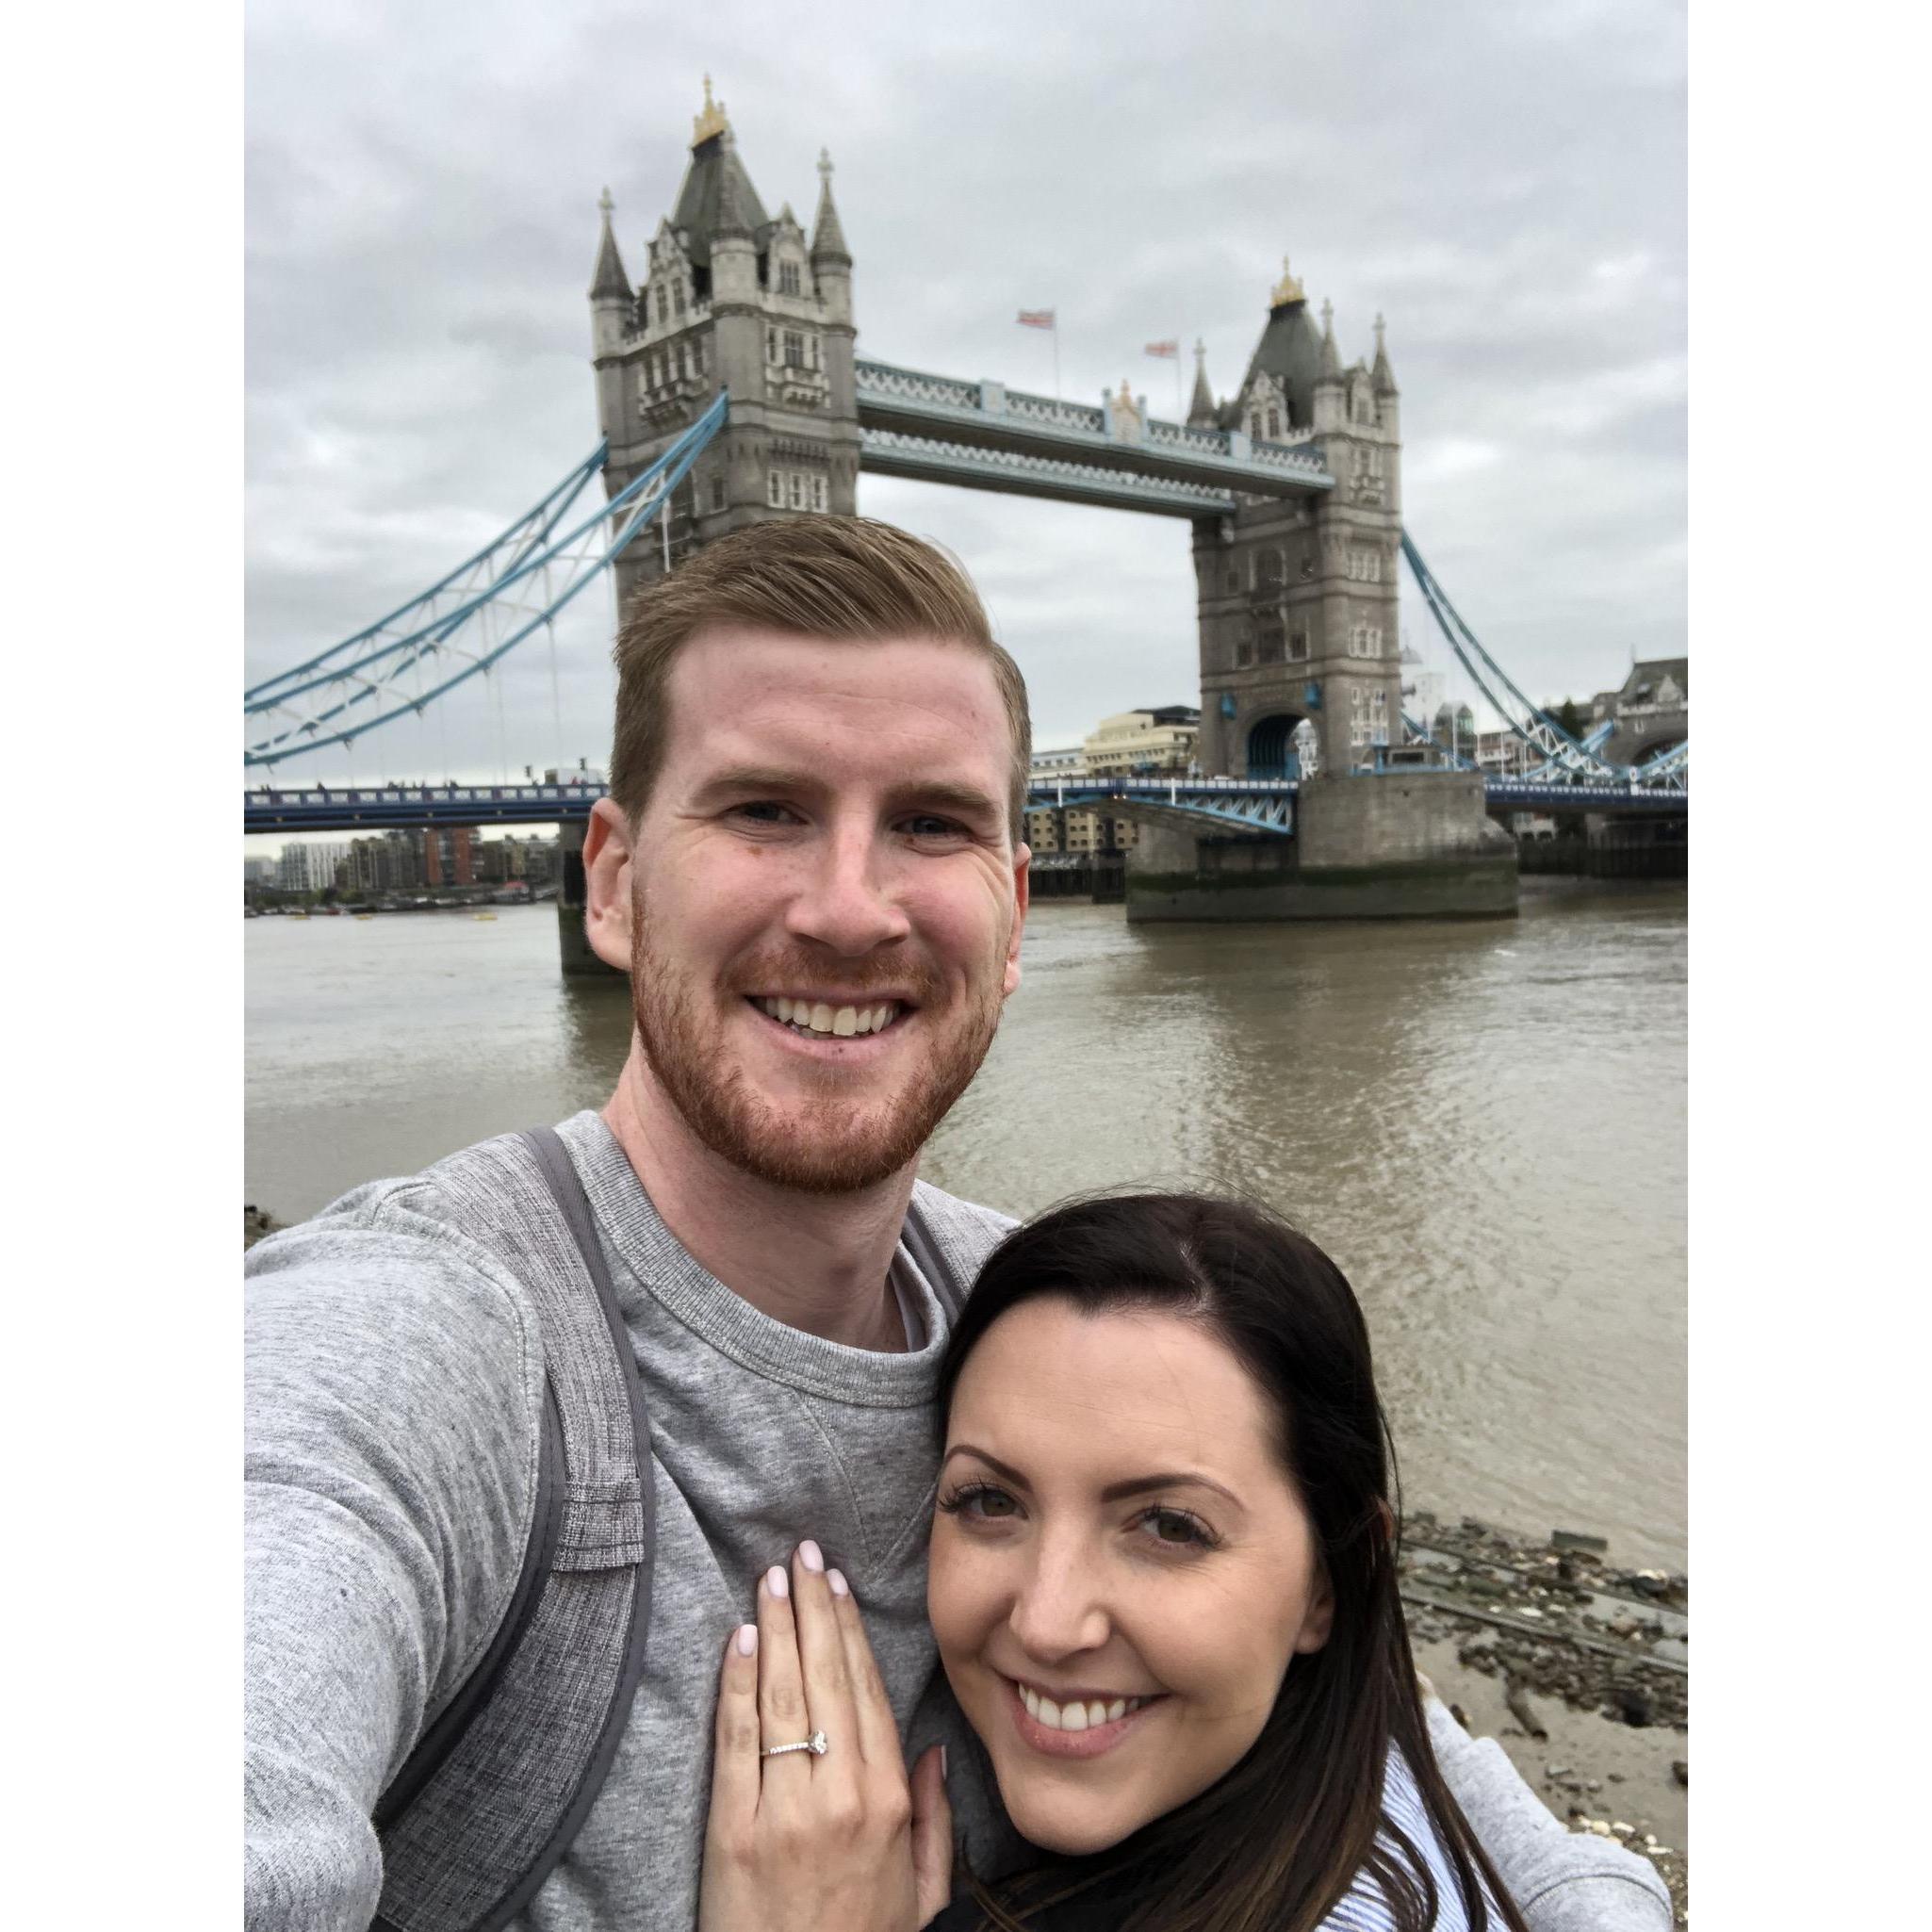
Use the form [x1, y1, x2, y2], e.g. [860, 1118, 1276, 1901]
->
[855, 358, 1328, 483]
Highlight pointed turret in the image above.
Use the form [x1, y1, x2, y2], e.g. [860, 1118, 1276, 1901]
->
[1318, 299, 1342, 378]
[1372, 312, 1399, 395]
[669, 77, 770, 259]
[810, 148, 851, 265]
[588, 186, 630, 301]
[1187, 338, 1217, 427]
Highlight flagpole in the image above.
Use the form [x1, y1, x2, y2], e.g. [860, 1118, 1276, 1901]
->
[1053, 319, 1060, 400]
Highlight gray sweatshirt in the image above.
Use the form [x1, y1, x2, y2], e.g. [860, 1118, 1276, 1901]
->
[244, 1110, 1668, 1931]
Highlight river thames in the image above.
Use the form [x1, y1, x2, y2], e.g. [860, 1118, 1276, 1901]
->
[245, 882, 1686, 1567]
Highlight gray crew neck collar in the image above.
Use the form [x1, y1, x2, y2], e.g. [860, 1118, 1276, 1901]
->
[554, 1110, 947, 1408]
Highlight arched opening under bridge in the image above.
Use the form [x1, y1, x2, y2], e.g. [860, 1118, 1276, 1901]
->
[1247, 712, 1318, 780]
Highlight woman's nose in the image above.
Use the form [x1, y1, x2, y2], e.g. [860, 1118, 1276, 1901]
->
[1007, 1548, 1112, 1662]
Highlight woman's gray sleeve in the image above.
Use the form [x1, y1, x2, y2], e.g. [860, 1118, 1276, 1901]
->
[1426, 1697, 1673, 1930]
[243, 1215, 543, 1931]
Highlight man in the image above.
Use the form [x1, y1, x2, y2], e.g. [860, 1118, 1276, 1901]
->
[246, 516, 1668, 1930]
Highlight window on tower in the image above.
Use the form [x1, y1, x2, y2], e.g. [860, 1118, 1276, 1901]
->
[656, 286, 668, 325]
[674, 283, 686, 319]
[778, 260, 801, 297]
[783, 330, 805, 367]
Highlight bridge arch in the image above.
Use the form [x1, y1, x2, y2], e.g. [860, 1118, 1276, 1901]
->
[1246, 711, 1319, 780]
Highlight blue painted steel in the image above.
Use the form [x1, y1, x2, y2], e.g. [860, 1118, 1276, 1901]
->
[245, 395, 729, 766]
[1400, 532, 1689, 789]
[244, 766, 1683, 837]
[854, 358, 1333, 497]
[858, 428, 1240, 517]
[244, 446, 608, 702]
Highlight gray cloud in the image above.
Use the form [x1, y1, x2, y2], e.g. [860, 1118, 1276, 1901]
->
[246, 0, 1685, 786]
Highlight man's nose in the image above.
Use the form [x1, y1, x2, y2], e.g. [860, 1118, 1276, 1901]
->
[783, 821, 911, 956]
[1007, 1544, 1112, 1663]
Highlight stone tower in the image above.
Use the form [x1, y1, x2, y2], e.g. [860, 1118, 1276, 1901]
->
[1189, 259, 1403, 781]
[588, 79, 861, 615]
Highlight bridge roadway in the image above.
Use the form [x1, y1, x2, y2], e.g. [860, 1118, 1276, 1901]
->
[853, 360, 1332, 516]
[243, 775, 1687, 838]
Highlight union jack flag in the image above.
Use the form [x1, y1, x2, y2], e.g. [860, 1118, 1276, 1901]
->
[1143, 339, 1179, 359]
[1016, 309, 1056, 330]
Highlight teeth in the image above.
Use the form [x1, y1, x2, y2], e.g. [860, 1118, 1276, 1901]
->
[1017, 1683, 1146, 1732]
[759, 998, 901, 1037]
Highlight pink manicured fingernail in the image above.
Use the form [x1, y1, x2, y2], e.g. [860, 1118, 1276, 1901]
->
[798, 1539, 825, 1574]
[827, 1567, 849, 1598]
[735, 1623, 758, 1657]
[765, 1564, 789, 1599]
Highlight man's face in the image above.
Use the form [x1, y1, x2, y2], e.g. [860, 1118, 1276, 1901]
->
[596, 626, 1029, 1192]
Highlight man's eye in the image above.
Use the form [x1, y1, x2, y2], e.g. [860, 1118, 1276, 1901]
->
[730, 801, 797, 825]
[902, 814, 967, 840]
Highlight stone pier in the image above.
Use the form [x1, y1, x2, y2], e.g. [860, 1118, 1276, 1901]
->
[1124, 771, 1517, 922]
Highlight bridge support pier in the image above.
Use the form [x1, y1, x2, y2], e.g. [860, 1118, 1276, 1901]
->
[1124, 772, 1517, 923]
[556, 819, 623, 977]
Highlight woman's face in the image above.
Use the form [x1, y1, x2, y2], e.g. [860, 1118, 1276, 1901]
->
[929, 1298, 1334, 1856]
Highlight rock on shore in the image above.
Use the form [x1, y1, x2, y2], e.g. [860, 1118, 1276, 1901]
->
[1400, 1511, 1688, 1925]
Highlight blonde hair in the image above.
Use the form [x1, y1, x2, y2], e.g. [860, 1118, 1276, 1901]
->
[609, 515, 1031, 836]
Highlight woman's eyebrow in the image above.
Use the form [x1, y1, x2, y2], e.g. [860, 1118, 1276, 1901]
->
[942, 1444, 1032, 1489]
[941, 1444, 1241, 1509]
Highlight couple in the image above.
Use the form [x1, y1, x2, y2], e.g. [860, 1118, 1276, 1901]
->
[244, 516, 1668, 1929]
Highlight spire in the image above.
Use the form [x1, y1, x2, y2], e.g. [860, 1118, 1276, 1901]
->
[691, 74, 730, 149]
[1269, 254, 1306, 310]
[810, 147, 851, 263]
[1318, 298, 1343, 379]
[1187, 337, 1217, 427]
[1372, 312, 1399, 395]
[588, 187, 630, 302]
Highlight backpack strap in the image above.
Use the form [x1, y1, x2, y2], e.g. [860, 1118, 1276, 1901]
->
[371, 1126, 657, 1932]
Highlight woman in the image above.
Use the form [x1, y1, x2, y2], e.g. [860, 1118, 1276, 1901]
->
[697, 1194, 1529, 1930]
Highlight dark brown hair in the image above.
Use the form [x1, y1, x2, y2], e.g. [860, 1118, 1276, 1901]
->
[608, 515, 1031, 837]
[935, 1194, 1531, 1932]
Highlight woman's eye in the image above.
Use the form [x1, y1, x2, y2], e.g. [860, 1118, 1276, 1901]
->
[940, 1482, 1020, 1521]
[1139, 1507, 1216, 1551]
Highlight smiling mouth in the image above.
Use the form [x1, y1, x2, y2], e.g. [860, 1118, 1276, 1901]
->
[1006, 1677, 1168, 1755]
[749, 994, 907, 1040]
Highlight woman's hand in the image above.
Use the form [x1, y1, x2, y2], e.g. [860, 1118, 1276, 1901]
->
[698, 1540, 954, 1932]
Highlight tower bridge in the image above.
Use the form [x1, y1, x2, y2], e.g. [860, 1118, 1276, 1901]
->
[246, 80, 1686, 972]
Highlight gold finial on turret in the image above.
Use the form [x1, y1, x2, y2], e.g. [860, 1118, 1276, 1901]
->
[1270, 254, 1305, 307]
[692, 74, 729, 148]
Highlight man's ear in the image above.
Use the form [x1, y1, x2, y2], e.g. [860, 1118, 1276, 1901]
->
[583, 796, 636, 974]
[1002, 842, 1031, 999]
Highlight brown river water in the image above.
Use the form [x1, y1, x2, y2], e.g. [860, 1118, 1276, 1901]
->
[245, 881, 1686, 1567]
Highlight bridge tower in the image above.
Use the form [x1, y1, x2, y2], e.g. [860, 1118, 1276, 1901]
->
[1190, 262, 1403, 782]
[588, 79, 861, 616]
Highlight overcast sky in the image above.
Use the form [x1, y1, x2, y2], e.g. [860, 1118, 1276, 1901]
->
[244, 0, 1685, 812]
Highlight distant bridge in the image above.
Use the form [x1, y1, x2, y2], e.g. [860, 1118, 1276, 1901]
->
[243, 772, 1685, 840]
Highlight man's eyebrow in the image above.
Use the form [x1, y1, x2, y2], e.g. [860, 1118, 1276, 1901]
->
[887, 779, 1004, 821]
[942, 1444, 1243, 1509]
[685, 764, 820, 802]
